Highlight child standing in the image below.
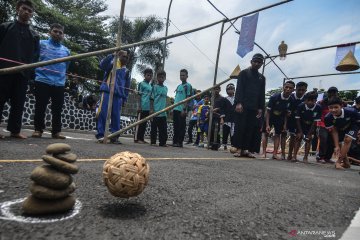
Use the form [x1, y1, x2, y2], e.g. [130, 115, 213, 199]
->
[197, 95, 210, 148]
[325, 97, 360, 169]
[150, 70, 168, 147]
[135, 68, 153, 144]
[287, 81, 308, 160]
[262, 80, 295, 159]
[222, 83, 236, 150]
[293, 91, 321, 162]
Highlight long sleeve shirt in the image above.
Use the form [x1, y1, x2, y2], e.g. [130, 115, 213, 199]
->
[234, 67, 265, 111]
[0, 21, 39, 79]
[99, 54, 131, 101]
[35, 38, 70, 86]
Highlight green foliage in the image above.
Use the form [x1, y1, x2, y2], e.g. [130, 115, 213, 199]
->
[109, 16, 166, 74]
[265, 87, 282, 97]
[0, 0, 16, 23]
[338, 90, 359, 101]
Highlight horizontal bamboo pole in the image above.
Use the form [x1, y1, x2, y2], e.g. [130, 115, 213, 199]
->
[286, 71, 360, 80]
[0, 0, 292, 75]
[107, 76, 235, 139]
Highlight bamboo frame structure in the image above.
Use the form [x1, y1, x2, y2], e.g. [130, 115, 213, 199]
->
[107, 69, 240, 140]
[0, 0, 292, 75]
[103, 0, 126, 144]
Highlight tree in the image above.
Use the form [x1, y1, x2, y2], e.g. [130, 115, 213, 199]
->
[265, 87, 282, 97]
[338, 90, 358, 101]
[0, 0, 16, 23]
[109, 16, 167, 75]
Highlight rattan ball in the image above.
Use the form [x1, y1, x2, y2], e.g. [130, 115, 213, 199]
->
[103, 151, 149, 198]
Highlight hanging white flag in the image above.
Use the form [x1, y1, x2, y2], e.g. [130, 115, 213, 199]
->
[236, 12, 259, 58]
[334, 44, 356, 67]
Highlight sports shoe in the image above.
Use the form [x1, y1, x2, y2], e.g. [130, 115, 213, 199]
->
[52, 133, 66, 139]
[32, 131, 42, 138]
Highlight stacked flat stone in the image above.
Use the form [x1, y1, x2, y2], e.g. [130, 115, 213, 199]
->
[22, 143, 79, 215]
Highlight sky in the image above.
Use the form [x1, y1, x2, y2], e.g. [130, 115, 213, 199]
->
[104, 0, 360, 97]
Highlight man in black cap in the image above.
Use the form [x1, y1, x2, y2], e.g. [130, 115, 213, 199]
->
[233, 53, 266, 157]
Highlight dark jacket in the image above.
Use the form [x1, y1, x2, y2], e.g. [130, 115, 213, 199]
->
[0, 21, 40, 79]
[234, 67, 265, 111]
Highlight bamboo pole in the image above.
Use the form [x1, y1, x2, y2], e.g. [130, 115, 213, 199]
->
[0, 0, 291, 75]
[286, 71, 360, 80]
[103, 0, 126, 144]
[107, 66, 241, 140]
[207, 21, 225, 149]
[267, 41, 360, 59]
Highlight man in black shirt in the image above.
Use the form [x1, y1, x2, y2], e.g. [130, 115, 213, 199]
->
[233, 53, 266, 158]
[0, 0, 39, 139]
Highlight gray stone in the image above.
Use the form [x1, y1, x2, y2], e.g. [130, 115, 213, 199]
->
[54, 153, 77, 163]
[22, 195, 76, 215]
[46, 143, 71, 154]
[42, 155, 79, 174]
[30, 165, 72, 189]
[30, 182, 76, 199]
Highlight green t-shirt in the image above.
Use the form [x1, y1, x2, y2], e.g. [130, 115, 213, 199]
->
[137, 80, 152, 111]
[174, 82, 192, 112]
[151, 84, 168, 117]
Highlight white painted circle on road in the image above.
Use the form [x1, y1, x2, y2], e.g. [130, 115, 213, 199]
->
[0, 197, 82, 223]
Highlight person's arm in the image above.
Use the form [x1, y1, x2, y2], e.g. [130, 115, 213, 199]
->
[123, 70, 131, 105]
[137, 82, 142, 113]
[99, 54, 114, 72]
[257, 75, 266, 117]
[266, 109, 271, 133]
[234, 71, 245, 112]
[296, 118, 303, 140]
[330, 127, 340, 157]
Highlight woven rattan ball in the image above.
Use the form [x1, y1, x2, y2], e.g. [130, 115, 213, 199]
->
[103, 151, 149, 198]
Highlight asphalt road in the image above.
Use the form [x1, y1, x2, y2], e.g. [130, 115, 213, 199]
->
[0, 129, 359, 240]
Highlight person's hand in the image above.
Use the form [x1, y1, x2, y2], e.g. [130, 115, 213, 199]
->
[296, 132, 303, 140]
[256, 109, 262, 118]
[266, 125, 271, 133]
[220, 118, 224, 125]
[235, 103, 243, 113]
[334, 147, 340, 158]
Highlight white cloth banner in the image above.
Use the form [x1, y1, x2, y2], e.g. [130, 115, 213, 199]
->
[236, 12, 259, 58]
[334, 44, 356, 67]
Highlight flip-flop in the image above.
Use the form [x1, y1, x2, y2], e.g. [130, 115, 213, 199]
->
[10, 133, 27, 139]
[242, 152, 256, 158]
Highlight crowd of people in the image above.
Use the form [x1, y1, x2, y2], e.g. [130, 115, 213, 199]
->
[1, 1, 360, 170]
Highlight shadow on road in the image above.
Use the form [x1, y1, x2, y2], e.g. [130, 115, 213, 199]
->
[99, 202, 147, 219]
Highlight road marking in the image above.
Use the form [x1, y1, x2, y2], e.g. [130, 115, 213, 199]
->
[0, 157, 251, 163]
[340, 207, 360, 240]
[0, 197, 82, 223]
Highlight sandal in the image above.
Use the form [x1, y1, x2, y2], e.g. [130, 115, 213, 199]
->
[10, 133, 27, 139]
[32, 131, 42, 138]
[0, 134, 5, 139]
[233, 152, 242, 158]
[242, 152, 256, 158]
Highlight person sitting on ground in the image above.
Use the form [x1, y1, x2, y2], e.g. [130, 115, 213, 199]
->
[150, 70, 168, 147]
[324, 96, 360, 169]
[83, 94, 96, 111]
[197, 95, 210, 148]
[348, 130, 360, 166]
[262, 80, 295, 160]
[293, 91, 321, 162]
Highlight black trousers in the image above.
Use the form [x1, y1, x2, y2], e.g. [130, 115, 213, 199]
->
[187, 119, 197, 143]
[317, 127, 334, 160]
[136, 110, 149, 141]
[151, 116, 167, 145]
[222, 124, 234, 145]
[34, 81, 64, 134]
[0, 74, 27, 134]
[173, 110, 186, 145]
[233, 109, 258, 150]
[210, 119, 221, 148]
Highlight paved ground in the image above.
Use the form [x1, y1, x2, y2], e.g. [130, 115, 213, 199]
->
[0, 128, 359, 240]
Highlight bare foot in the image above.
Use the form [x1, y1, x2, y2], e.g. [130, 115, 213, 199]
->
[335, 162, 344, 170]
[272, 155, 280, 160]
[10, 133, 27, 139]
[303, 157, 308, 163]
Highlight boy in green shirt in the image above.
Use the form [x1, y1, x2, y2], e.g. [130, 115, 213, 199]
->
[172, 69, 193, 147]
[150, 70, 168, 146]
[135, 68, 153, 143]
